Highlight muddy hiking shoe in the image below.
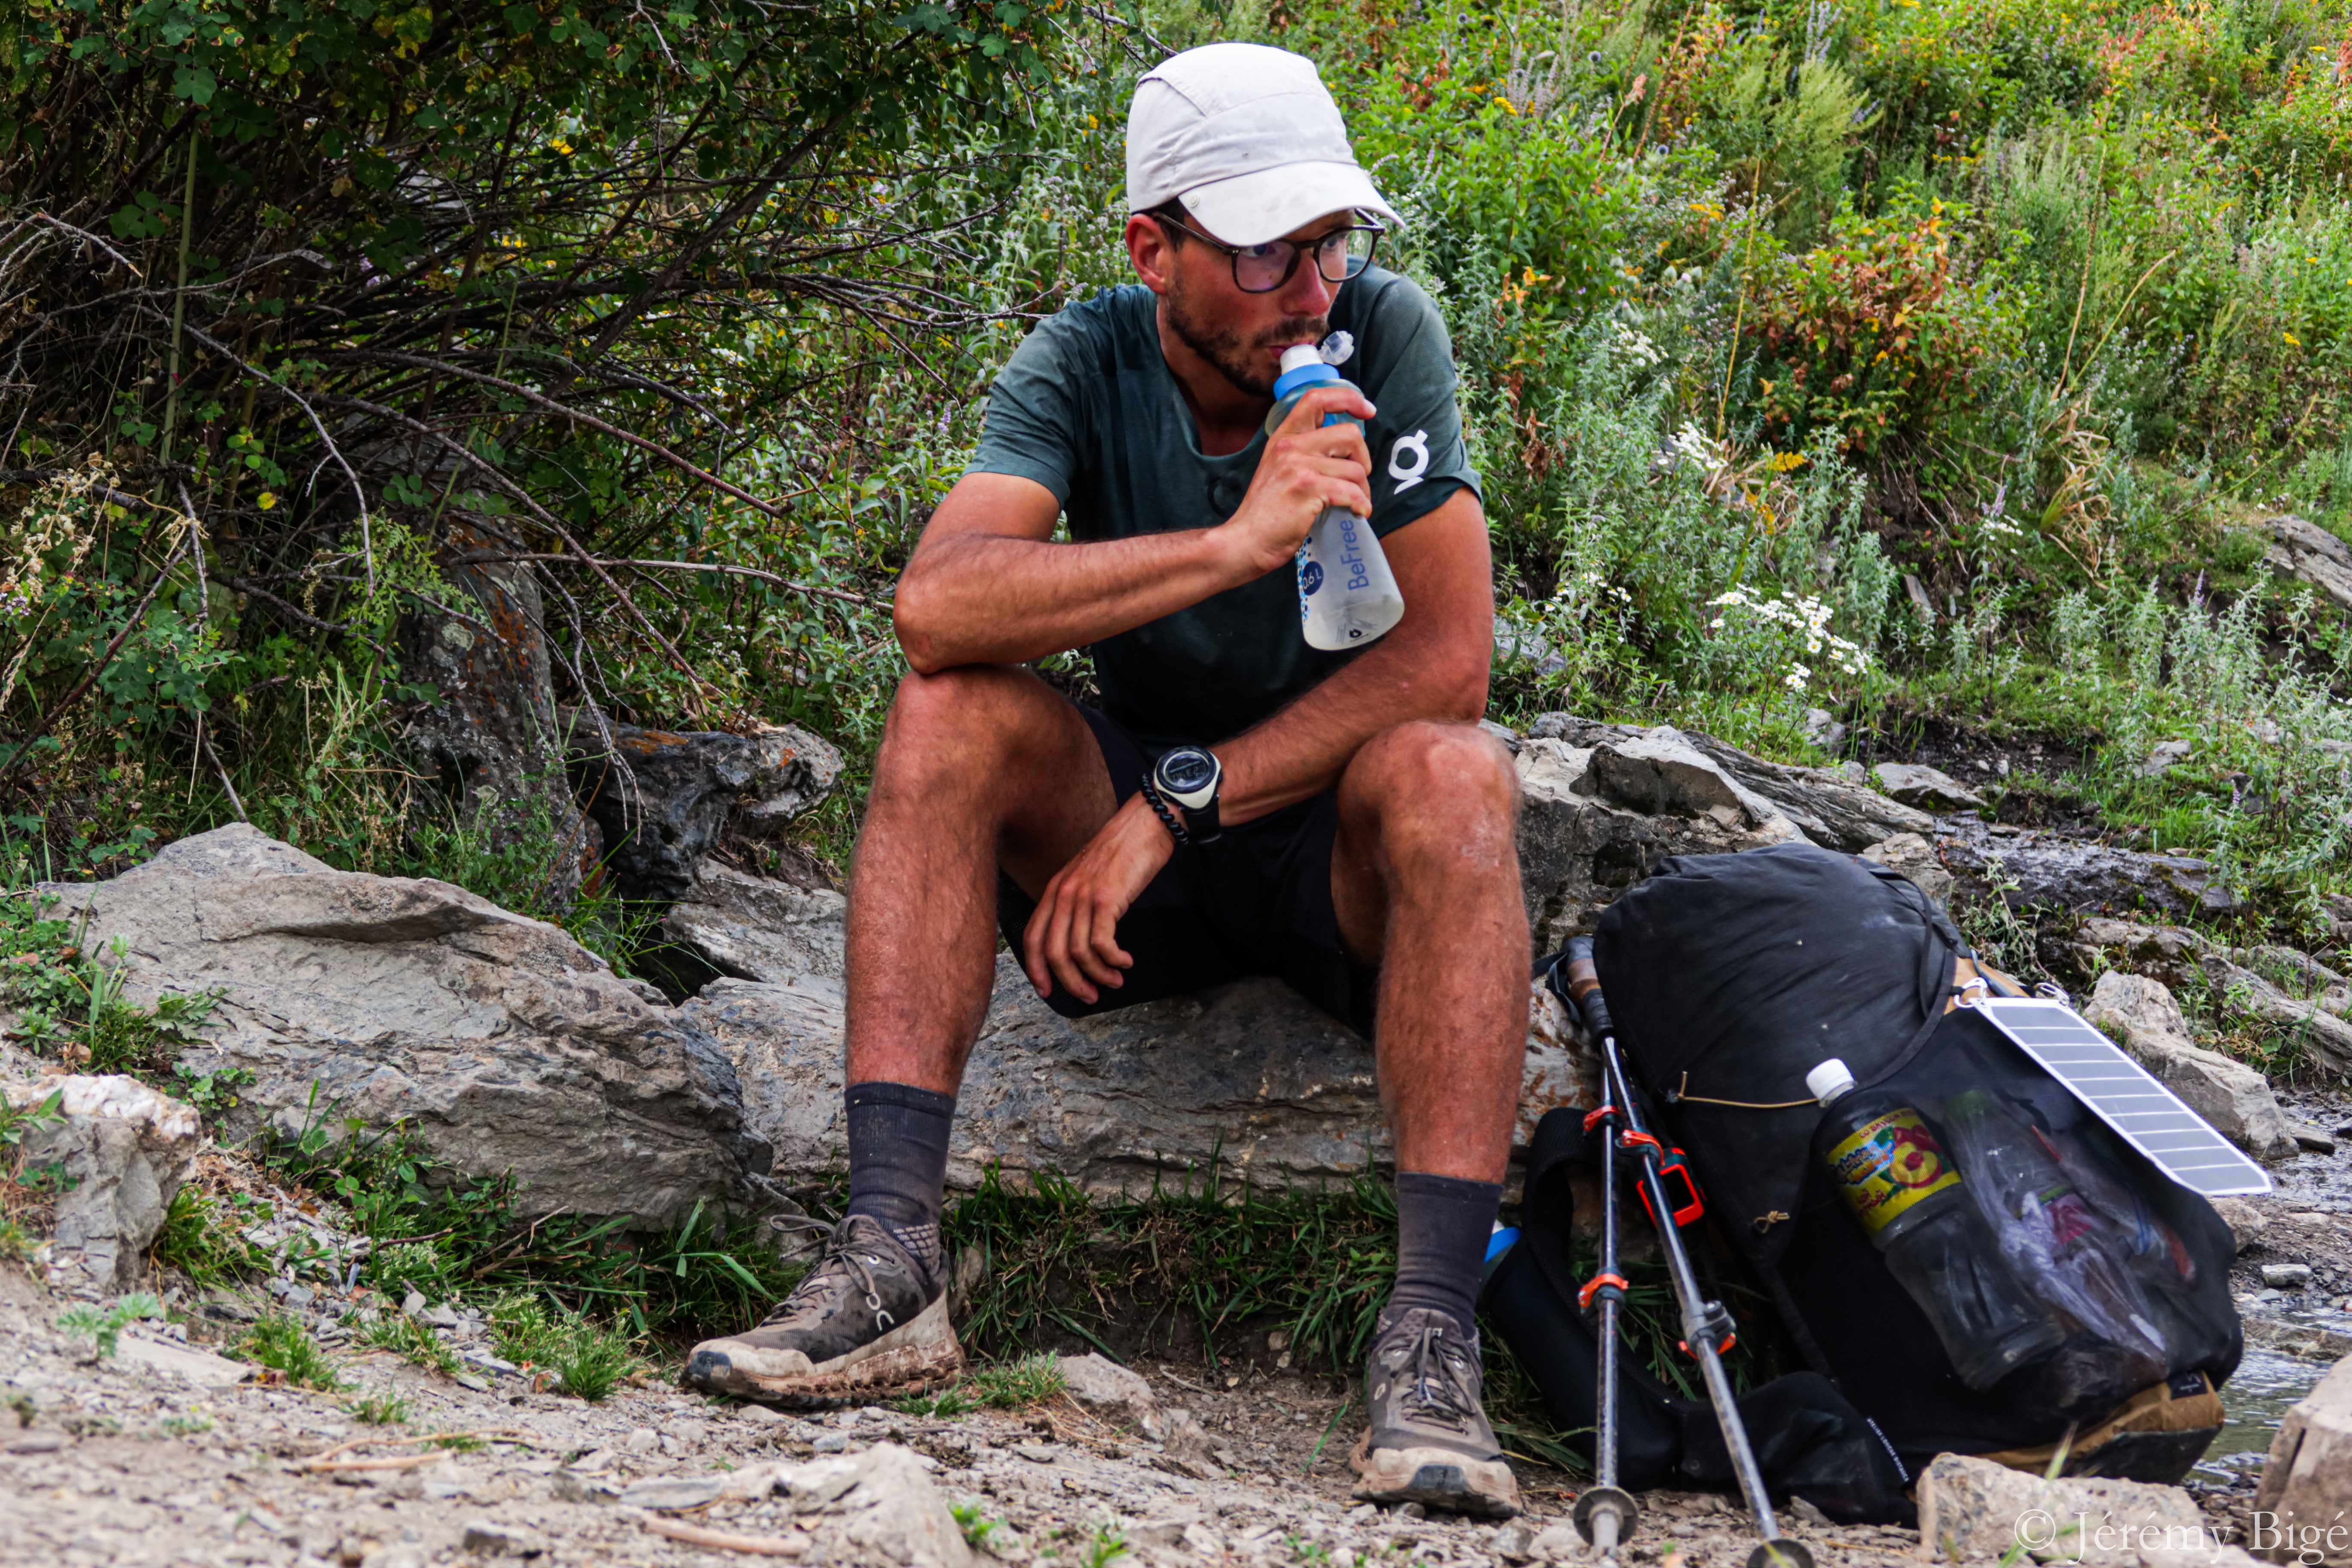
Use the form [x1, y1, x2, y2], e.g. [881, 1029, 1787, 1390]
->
[683, 1213, 963, 1406]
[1349, 1305, 1522, 1519]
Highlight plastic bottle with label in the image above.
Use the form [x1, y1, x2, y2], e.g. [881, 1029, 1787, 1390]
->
[1807, 1058, 2065, 1390]
[1266, 343, 1405, 650]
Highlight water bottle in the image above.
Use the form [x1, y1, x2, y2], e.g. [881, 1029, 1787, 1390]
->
[1808, 1059, 2065, 1390]
[1266, 343, 1405, 650]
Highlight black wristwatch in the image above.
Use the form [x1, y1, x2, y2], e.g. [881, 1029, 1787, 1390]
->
[1148, 745, 1223, 846]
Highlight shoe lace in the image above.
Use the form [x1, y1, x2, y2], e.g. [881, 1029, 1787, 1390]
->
[1388, 1320, 1478, 1434]
[758, 1214, 899, 1335]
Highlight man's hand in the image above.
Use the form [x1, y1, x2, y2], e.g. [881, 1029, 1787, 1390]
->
[1216, 384, 1377, 578]
[1022, 793, 1174, 1004]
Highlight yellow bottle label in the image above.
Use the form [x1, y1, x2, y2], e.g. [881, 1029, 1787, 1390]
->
[1827, 1108, 1961, 1234]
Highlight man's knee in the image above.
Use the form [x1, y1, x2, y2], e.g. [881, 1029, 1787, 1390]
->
[1350, 720, 1519, 825]
[1344, 722, 1519, 887]
[876, 666, 1052, 780]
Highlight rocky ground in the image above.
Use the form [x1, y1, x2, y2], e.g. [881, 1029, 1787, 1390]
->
[0, 1249, 1943, 1568]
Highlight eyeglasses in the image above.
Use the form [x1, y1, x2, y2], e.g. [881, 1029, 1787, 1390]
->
[1157, 212, 1385, 294]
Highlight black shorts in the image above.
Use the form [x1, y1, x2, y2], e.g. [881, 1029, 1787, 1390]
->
[996, 706, 1380, 1038]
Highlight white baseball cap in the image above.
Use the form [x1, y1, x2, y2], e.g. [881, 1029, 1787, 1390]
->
[1126, 42, 1399, 248]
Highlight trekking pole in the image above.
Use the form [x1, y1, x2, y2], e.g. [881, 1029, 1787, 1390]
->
[1559, 938, 1816, 1568]
[1572, 1023, 1638, 1561]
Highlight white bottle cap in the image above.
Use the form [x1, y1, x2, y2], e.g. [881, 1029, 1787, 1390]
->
[1805, 1058, 1857, 1104]
[1277, 343, 1323, 376]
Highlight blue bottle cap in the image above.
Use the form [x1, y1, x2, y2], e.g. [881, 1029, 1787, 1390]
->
[1272, 357, 1341, 402]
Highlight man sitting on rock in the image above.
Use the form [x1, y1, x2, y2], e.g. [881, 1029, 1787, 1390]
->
[686, 42, 1527, 1520]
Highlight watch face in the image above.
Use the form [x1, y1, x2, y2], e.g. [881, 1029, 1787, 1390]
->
[1157, 747, 1218, 806]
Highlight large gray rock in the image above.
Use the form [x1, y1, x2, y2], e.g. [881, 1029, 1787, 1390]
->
[1873, 760, 1986, 812]
[573, 720, 842, 902]
[2070, 919, 2215, 991]
[1515, 730, 1807, 955]
[1860, 830, 1954, 906]
[656, 861, 846, 991]
[1937, 817, 2238, 919]
[1915, 1451, 2212, 1566]
[0, 1073, 199, 1295]
[2253, 1354, 2352, 1564]
[2082, 972, 2297, 1159]
[2069, 921, 2352, 1077]
[2263, 514, 2352, 615]
[1529, 712, 1929, 853]
[2199, 952, 2352, 1078]
[38, 825, 766, 1221]
[786, 1444, 973, 1568]
[686, 960, 1590, 1198]
[1682, 734, 1934, 851]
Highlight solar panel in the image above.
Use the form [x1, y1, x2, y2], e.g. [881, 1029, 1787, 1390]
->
[1967, 996, 2273, 1198]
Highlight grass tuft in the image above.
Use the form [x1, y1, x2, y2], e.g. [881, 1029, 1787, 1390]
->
[347, 1390, 408, 1425]
[487, 1292, 643, 1401]
[361, 1311, 460, 1378]
[55, 1292, 162, 1358]
[893, 1352, 1066, 1418]
[233, 1312, 344, 1391]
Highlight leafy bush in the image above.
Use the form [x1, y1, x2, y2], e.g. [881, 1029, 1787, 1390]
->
[1750, 195, 2018, 456]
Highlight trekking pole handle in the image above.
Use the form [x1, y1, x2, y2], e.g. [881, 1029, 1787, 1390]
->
[1561, 936, 1615, 1040]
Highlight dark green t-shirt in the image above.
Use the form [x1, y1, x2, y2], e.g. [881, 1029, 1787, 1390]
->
[965, 265, 1479, 747]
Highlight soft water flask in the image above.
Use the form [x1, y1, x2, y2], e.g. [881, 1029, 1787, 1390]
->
[1267, 343, 1405, 650]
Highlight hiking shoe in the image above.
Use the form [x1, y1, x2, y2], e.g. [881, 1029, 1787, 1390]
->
[1349, 1305, 1521, 1519]
[682, 1214, 963, 1406]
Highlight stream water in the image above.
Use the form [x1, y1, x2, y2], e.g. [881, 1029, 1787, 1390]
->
[2195, 1101, 2352, 1483]
[2198, 1346, 2321, 1481]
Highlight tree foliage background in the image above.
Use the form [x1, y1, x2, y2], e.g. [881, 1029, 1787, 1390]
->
[4, 0, 2352, 932]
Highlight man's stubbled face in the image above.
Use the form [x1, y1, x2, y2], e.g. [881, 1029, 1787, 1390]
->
[1162, 242, 1329, 400]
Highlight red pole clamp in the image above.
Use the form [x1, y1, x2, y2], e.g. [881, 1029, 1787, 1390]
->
[1620, 1131, 1705, 1227]
[1678, 1332, 1737, 1357]
[1578, 1271, 1629, 1311]
[1582, 1105, 1618, 1134]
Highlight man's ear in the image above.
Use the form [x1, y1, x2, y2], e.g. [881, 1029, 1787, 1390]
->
[1125, 213, 1177, 297]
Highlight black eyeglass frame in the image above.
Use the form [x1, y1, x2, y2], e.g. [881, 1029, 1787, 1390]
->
[1152, 208, 1387, 294]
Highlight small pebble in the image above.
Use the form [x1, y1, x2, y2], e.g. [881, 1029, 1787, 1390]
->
[623, 1427, 659, 1455]
[812, 1432, 850, 1454]
[2264, 1263, 2315, 1289]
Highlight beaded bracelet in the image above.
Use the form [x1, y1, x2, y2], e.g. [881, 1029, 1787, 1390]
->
[1138, 778, 1191, 848]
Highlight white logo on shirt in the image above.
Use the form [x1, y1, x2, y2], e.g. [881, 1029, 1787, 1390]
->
[1388, 430, 1430, 494]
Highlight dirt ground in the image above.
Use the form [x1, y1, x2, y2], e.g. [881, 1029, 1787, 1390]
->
[0, 1255, 1941, 1568]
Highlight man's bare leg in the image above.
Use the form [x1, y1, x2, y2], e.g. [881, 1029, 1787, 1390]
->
[684, 665, 1115, 1406]
[1329, 719, 1527, 1518]
[1331, 718, 1527, 1178]
[845, 663, 1118, 1093]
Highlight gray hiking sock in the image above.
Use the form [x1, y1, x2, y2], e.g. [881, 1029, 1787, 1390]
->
[844, 1080, 956, 1284]
[1388, 1170, 1504, 1333]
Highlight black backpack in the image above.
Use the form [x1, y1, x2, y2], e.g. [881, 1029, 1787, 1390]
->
[1486, 843, 2240, 1507]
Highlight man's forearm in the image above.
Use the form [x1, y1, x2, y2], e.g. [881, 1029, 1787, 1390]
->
[896, 528, 1249, 674]
[1215, 626, 1487, 825]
